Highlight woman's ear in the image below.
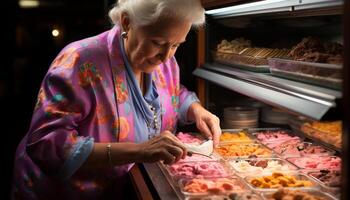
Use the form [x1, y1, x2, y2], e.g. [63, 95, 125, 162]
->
[120, 12, 131, 32]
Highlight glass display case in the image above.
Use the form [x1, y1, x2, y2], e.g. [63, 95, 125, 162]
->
[128, 1, 349, 200]
[192, 0, 348, 200]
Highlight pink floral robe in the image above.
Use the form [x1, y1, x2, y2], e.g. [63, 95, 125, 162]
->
[11, 25, 199, 200]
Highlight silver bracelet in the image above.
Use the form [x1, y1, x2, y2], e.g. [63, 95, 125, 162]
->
[106, 143, 113, 167]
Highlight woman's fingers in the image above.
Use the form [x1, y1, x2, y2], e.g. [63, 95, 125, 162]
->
[197, 119, 212, 140]
[197, 115, 221, 147]
[166, 145, 185, 163]
[157, 149, 175, 165]
[141, 131, 187, 164]
[207, 116, 221, 147]
[156, 143, 184, 164]
[161, 131, 188, 156]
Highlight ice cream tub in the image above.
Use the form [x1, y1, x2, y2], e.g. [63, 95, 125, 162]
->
[179, 176, 248, 196]
[244, 172, 320, 192]
[185, 193, 263, 200]
[228, 157, 299, 178]
[215, 142, 274, 159]
[288, 116, 342, 151]
[301, 121, 342, 150]
[184, 195, 231, 200]
[165, 160, 234, 181]
[249, 128, 303, 147]
[286, 156, 341, 171]
[308, 170, 341, 196]
[220, 129, 256, 143]
[262, 188, 338, 200]
[267, 141, 336, 158]
[268, 58, 342, 90]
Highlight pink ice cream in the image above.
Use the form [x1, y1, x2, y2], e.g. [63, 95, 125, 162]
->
[254, 130, 301, 147]
[177, 132, 214, 156]
[271, 142, 334, 157]
[287, 156, 341, 170]
[169, 161, 228, 179]
[265, 139, 300, 150]
[180, 154, 216, 162]
[177, 132, 205, 145]
[182, 177, 246, 194]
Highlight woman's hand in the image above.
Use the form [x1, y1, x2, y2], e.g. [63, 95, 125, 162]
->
[187, 102, 221, 147]
[137, 131, 187, 165]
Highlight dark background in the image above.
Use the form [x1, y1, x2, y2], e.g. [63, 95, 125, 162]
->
[2, 0, 198, 198]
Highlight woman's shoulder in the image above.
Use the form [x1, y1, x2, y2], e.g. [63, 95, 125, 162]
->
[49, 30, 114, 71]
[47, 31, 114, 81]
[61, 30, 111, 58]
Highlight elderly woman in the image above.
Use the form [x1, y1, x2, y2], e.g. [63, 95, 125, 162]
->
[12, 0, 221, 199]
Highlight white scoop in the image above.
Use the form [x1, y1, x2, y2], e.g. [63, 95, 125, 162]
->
[184, 139, 213, 157]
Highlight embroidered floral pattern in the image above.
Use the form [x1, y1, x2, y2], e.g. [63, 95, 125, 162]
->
[115, 76, 128, 103]
[96, 105, 111, 125]
[44, 100, 81, 118]
[51, 48, 80, 69]
[78, 62, 102, 88]
[111, 117, 130, 140]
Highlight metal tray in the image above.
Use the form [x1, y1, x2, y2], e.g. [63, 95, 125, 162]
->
[268, 58, 342, 90]
[227, 157, 299, 178]
[163, 160, 234, 182]
[248, 128, 304, 146]
[215, 142, 274, 159]
[245, 172, 320, 192]
[266, 141, 336, 158]
[307, 170, 341, 196]
[262, 188, 338, 200]
[220, 129, 256, 144]
[179, 176, 249, 196]
[158, 162, 185, 200]
[288, 117, 341, 152]
[213, 51, 270, 73]
[286, 156, 341, 171]
[184, 192, 263, 200]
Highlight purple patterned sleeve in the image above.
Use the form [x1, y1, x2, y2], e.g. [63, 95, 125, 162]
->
[26, 47, 95, 179]
[178, 85, 200, 124]
[169, 57, 200, 124]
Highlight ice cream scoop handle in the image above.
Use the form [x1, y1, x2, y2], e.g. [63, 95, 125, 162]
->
[187, 151, 212, 158]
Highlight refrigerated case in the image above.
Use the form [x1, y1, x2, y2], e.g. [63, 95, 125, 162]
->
[128, 0, 349, 199]
[193, 0, 348, 199]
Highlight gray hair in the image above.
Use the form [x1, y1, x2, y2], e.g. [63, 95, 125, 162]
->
[108, 0, 205, 28]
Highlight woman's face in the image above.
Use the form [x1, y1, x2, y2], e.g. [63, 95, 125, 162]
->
[122, 16, 192, 74]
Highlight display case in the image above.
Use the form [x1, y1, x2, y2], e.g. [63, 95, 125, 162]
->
[128, 1, 349, 200]
[192, 0, 348, 199]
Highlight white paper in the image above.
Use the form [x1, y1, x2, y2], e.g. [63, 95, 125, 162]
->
[184, 140, 213, 156]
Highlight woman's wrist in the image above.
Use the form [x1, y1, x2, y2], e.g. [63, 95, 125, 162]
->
[187, 102, 202, 122]
[110, 142, 143, 165]
[80, 142, 142, 171]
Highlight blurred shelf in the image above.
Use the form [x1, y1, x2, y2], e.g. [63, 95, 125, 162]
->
[205, 0, 343, 18]
[193, 63, 342, 120]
